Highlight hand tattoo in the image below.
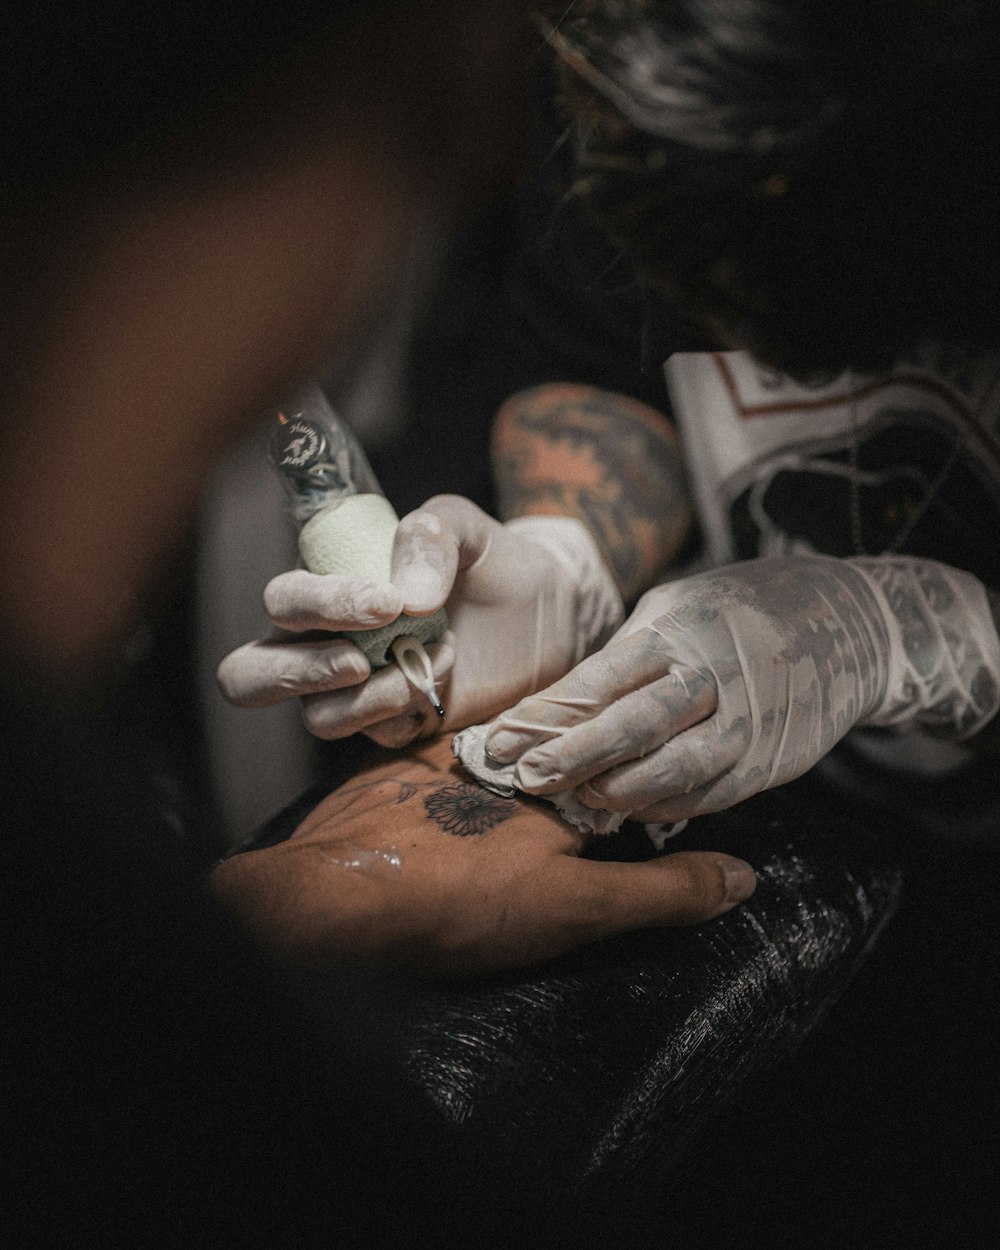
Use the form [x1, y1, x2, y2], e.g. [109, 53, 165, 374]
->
[423, 783, 519, 837]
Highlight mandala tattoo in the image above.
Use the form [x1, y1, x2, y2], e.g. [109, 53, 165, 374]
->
[423, 783, 518, 837]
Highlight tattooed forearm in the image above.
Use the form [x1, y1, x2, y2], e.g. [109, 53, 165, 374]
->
[491, 383, 692, 601]
[423, 783, 519, 836]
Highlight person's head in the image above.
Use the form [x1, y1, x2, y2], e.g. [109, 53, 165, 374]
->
[550, 0, 1000, 379]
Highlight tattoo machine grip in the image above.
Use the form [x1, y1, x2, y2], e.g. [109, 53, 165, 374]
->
[298, 494, 448, 666]
[269, 386, 448, 669]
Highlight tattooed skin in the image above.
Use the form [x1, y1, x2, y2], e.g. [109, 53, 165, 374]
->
[423, 783, 520, 836]
[491, 382, 692, 601]
[312, 776, 419, 818]
[294, 758, 523, 841]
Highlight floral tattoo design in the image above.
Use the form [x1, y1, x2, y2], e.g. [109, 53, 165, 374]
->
[423, 783, 519, 837]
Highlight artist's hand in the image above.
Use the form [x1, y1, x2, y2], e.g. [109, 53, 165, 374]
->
[206, 738, 755, 974]
[484, 555, 1000, 822]
[217, 495, 623, 747]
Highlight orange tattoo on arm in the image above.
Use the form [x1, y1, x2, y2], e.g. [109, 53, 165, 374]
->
[490, 382, 692, 601]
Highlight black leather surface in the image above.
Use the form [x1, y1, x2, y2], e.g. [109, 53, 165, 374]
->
[248, 759, 902, 1245]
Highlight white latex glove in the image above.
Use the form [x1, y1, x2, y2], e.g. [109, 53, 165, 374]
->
[483, 555, 1000, 822]
[217, 494, 624, 747]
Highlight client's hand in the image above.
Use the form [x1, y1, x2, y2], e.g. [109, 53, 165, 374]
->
[485, 555, 1000, 823]
[206, 736, 755, 975]
[216, 494, 623, 748]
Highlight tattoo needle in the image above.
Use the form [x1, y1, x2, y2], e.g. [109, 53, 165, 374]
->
[390, 635, 446, 720]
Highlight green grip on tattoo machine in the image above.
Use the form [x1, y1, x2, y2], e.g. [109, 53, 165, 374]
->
[268, 385, 447, 715]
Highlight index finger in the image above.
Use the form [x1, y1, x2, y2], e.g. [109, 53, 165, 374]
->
[485, 628, 684, 762]
[511, 666, 716, 796]
[263, 568, 403, 632]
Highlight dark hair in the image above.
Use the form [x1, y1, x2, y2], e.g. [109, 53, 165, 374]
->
[549, 0, 1000, 377]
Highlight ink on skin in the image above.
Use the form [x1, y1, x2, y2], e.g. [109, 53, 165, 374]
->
[423, 784, 519, 837]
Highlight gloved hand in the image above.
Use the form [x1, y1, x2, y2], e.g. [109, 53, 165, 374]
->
[483, 555, 1000, 822]
[217, 494, 624, 747]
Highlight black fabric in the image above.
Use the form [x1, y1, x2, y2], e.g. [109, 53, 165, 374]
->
[2, 649, 904, 1249]
[240, 750, 902, 1249]
[357, 70, 1000, 1246]
[0, 678, 527, 1248]
[675, 786, 1000, 1250]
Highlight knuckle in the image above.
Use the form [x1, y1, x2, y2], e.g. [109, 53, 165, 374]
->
[269, 648, 351, 697]
[634, 588, 664, 616]
[274, 668, 310, 696]
[601, 632, 667, 684]
[348, 578, 399, 622]
[670, 855, 721, 916]
[301, 697, 347, 740]
[577, 780, 624, 812]
[320, 647, 367, 684]
[672, 663, 718, 707]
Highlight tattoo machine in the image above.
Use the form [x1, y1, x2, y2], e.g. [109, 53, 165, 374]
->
[268, 385, 447, 718]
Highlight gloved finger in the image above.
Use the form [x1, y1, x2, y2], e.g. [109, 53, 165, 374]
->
[263, 569, 403, 632]
[301, 639, 454, 740]
[563, 850, 756, 937]
[511, 664, 716, 796]
[575, 716, 747, 812]
[632, 779, 745, 824]
[391, 502, 460, 614]
[485, 628, 684, 763]
[627, 733, 764, 823]
[391, 494, 495, 614]
[217, 637, 371, 708]
[364, 636, 463, 746]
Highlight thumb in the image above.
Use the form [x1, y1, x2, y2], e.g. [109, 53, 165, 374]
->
[391, 494, 496, 614]
[573, 850, 756, 935]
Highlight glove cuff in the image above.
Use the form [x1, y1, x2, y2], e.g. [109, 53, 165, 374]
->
[850, 556, 1000, 739]
[504, 515, 625, 660]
